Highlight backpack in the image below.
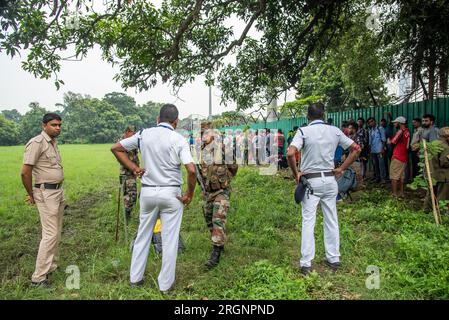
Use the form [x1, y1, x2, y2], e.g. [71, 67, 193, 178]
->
[336, 167, 358, 200]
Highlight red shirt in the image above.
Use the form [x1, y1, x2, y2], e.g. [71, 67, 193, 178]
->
[276, 133, 285, 148]
[391, 128, 410, 163]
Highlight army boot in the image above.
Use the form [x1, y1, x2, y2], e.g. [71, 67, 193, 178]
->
[205, 245, 224, 269]
[125, 208, 132, 224]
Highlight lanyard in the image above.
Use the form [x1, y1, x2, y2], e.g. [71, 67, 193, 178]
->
[308, 121, 325, 127]
[158, 124, 174, 131]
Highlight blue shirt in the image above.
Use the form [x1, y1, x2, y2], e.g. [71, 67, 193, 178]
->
[369, 126, 386, 154]
[334, 146, 343, 163]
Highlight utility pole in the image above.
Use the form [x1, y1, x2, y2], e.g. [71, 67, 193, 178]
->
[267, 96, 277, 122]
[208, 86, 212, 120]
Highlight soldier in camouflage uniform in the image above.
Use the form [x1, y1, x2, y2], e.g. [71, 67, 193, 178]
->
[199, 122, 238, 268]
[118, 125, 139, 223]
[424, 127, 449, 212]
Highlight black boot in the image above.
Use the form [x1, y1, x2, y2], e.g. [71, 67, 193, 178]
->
[205, 245, 223, 269]
[125, 209, 131, 224]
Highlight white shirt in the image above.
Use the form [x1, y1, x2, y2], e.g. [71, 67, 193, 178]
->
[120, 123, 193, 186]
[290, 120, 354, 174]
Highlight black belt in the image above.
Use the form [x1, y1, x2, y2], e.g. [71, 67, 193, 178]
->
[304, 172, 334, 179]
[34, 183, 62, 189]
[141, 184, 181, 188]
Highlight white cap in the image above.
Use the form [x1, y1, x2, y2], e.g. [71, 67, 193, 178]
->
[392, 116, 406, 124]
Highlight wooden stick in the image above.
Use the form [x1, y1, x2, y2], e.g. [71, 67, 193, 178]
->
[115, 183, 122, 241]
[423, 140, 442, 224]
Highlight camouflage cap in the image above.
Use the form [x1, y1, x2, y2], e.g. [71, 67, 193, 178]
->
[201, 121, 213, 131]
[439, 127, 449, 138]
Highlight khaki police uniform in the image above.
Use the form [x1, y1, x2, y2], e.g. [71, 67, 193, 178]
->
[120, 122, 193, 291]
[290, 120, 354, 268]
[23, 131, 65, 283]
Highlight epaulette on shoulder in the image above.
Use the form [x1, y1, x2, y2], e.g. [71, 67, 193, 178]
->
[25, 134, 43, 147]
[34, 135, 44, 143]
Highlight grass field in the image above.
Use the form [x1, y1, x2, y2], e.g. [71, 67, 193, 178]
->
[1, 144, 449, 300]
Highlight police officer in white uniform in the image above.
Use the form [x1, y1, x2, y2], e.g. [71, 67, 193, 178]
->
[287, 103, 360, 275]
[111, 104, 196, 293]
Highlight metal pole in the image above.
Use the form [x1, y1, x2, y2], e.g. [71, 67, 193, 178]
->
[208, 86, 212, 120]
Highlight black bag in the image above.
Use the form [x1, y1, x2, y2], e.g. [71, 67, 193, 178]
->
[294, 176, 313, 204]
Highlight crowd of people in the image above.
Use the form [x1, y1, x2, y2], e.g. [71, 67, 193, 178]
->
[189, 128, 287, 166]
[187, 111, 448, 211]
[336, 113, 447, 209]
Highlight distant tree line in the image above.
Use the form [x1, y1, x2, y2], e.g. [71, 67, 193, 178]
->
[0, 92, 164, 146]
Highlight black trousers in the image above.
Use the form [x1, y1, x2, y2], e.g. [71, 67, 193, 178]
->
[411, 150, 420, 179]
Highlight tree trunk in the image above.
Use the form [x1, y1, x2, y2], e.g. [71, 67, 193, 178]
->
[438, 59, 448, 95]
[411, 65, 418, 91]
[428, 49, 436, 100]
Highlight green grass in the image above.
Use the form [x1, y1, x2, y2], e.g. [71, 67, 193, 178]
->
[1, 144, 449, 299]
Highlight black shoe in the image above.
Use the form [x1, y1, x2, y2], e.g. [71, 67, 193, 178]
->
[160, 283, 175, 295]
[130, 279, 144, 288]
[325, 260, 341, 272]
[300, 266, 312, 276]
[205, 245, 223, 269]
[31, 279, 50, 288]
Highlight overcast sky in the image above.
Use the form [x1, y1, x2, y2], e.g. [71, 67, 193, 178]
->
[0, 0, 299, 120]
[0, 0, 220, 119]
[0, 45, 242, 119]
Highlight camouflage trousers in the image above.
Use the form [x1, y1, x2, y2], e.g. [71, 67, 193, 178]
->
[203, 189, 231, 246]
[120, 175, 137, 213]
[423, 182, 449, 212]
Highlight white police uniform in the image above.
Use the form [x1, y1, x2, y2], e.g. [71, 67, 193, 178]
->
[290, 120, 354, 268]
[120, 122, 193, 291]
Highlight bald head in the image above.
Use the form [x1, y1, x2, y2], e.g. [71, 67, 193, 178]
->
[307, 103, 325, 121]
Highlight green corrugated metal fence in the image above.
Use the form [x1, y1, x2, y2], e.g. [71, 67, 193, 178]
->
[220, 97, 449, 135]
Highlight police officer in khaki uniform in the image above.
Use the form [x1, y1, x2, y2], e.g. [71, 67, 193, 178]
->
[198, 122, 238, 269]
[21, 113, 65, 287]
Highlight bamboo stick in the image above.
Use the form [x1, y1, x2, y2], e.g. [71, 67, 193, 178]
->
[423, 140, 442, 224]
